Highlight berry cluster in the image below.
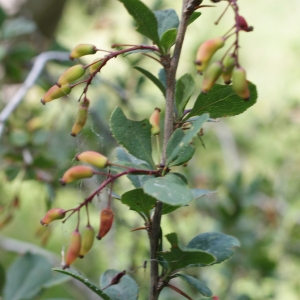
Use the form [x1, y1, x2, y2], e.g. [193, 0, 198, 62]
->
[195, 0, 253, 100]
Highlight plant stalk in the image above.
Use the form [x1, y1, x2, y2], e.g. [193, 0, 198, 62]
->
[148, 1, 193, 299]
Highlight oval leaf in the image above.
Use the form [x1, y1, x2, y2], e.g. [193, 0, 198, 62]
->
[154, 9, 179, 38]
[100, 269, 139, 300]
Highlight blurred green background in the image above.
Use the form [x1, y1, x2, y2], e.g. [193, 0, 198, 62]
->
[0, 0, 300, 299]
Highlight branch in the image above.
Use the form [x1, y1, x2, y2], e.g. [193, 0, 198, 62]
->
[0, 51, 70, 140]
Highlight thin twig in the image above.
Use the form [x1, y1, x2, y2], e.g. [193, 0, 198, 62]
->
[0, 51, 70, 139]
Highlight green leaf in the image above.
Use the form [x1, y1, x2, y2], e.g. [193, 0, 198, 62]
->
[161, 203, 181, 215]
[166, 129, 195, 167]
[166, 113, 209, 165]
[143, 173, 194, 206]
[187, 232, 240, 265]
[0, 6, 7, 27]
[191, 189, 216, 199]
[175, 274, 213, 297]
[133, 66, 166, 96]
[188, 12, 202, 25]
[110, 107, 155, 167]
[159, 233, 215, 274]
[100, 269, 139, 300]
[42, 272, 71, 288]
[4, 252, 52, 300]
[117, 0, 160, 45]
[175, 73, 195, 119]
[154, 9, 179, 38]
[158, 68, 166, 89]
[0, 263, 5, 295]
[114, 147, 153, 188]
[53, 268, 111, 300]
[121, 188, 156, 213]
[160, 28, 177, 53]
[183, 82, 257, 121]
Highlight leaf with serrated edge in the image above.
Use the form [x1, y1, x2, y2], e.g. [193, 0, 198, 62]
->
[154, 9, 179, 38]
[121, 188, 156, 213]
[159, 233, 215, 274]
[175, 73, 195, 119]
[166, 113, 209, 165]
[160, 28, 177, 53]
[175, 274, 213, 297]
[53, 268, 111, 300]
[143, 173, 194, 206]
[166, 129, 195, 167]
[118, 0, 160, 45]
[183, 82, 257, 121]
[187, 232, 240, 266]
[134, 66, 166, 96]
[110, 107, 155, 168]
[100, 269, 138, 300]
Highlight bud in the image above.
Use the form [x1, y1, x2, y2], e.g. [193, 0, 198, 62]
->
[76, 151, 108, 168]
[41, 84, 71, 105]
[57, 65, 86, 86]
[69, 44, 97, 60]
[149, 107, 161, 135]
[232, 67, 250, 100]
[96, 208, 114, 240]
[89, 59, 102, 74]
[79, 225, 95, 258]
[236, 15, 250, 32]
[195, 37, 225, 74]
[64, 230, 81, 268]
[71, 98, 90, 136]
[60, 165, 94, 185]
[40, 208, 66, 226]
[222, 54, 236, 84]
[201, 61, 223, 93]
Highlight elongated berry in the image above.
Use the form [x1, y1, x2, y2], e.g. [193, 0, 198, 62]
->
[96, 208, 114, 240]
[57, 65, 86, 86]
[222, 54, 236, 84]
[40, 208, 66, 226]
[79, 225, 95, 258]
[71, 98, 90, 136]
[64, 230, 81, 268]
[89, 59, 102, 74]
[232, 67, 250, 100]
[76, 151, 108, 168]
[201, 61, 223, 93]
[60, 165, 94, 185]
[195, 37, 225, 74]
[236, 15, 249, 32]
[149, 108, 161, 135]
[41, 84, 71, 105]
[69, 44, 97, 60]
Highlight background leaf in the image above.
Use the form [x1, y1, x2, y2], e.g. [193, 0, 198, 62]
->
[184, 82, 257, 121]
[187, 232, 240, 265]
[154, 9, 179, 38]
[160, 233, 215, 274]
[191, 189, 216, 199]
[143, 173, 194, 206]
[166, 113, 209, 165]
[117, 0, 160, 45]
[175, 73, 195, 119]
[110, 107, 155, 167]
[133, 66, 166, 96]
[100, 269, 139, 300]
[53, 268, 111, 300]
[175, 274, 213, 297]
[4, 252, 52, 300]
